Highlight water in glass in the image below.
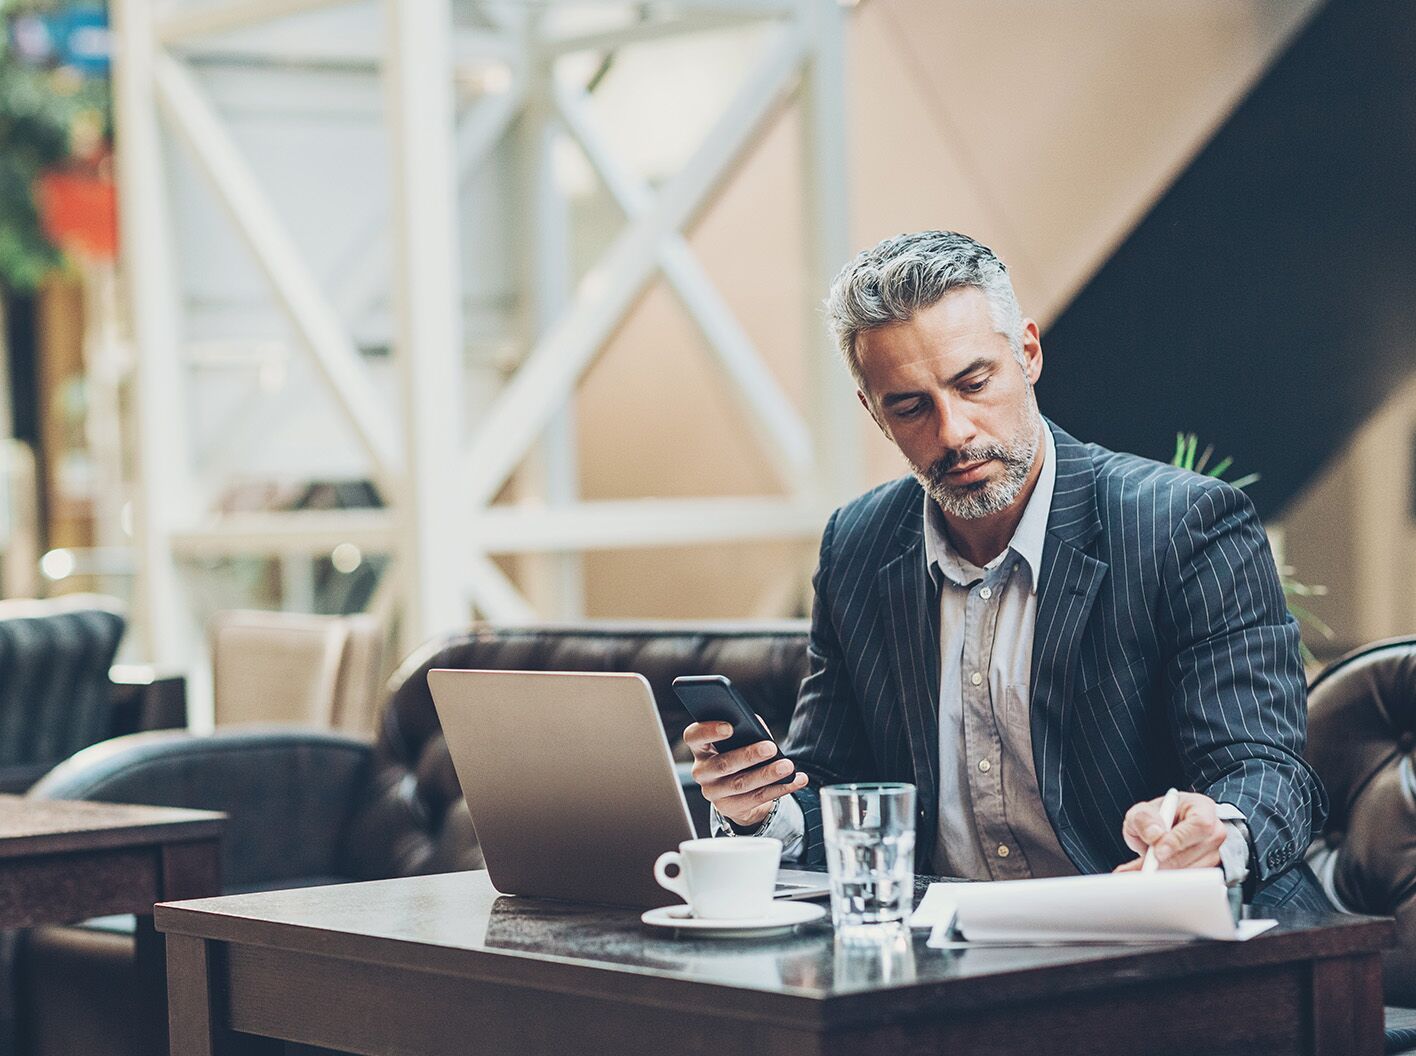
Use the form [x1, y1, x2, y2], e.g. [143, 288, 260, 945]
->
[822, 783, 915, 931]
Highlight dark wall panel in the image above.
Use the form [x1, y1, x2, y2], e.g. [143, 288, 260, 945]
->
[1040, 0, 1416, 517]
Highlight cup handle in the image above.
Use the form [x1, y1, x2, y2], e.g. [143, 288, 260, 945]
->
[654, 851, 689, 901]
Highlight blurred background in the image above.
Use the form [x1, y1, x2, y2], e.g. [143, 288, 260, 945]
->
[2, 0, 1412, 723]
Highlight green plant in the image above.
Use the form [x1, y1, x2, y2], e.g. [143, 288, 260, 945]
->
[1171, 432, 1332, 664]
[0, 2, 112, 291]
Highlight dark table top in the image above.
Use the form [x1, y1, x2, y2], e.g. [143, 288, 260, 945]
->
[0, 794, 224, 859]
[156, 870, 1394, 1029]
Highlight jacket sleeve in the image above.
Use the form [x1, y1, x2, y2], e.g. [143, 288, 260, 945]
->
[781, 509, 880, 868]
[1159, 481, 1327, 884]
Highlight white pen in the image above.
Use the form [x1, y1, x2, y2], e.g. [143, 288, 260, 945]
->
[1140, 787, 1180, 874]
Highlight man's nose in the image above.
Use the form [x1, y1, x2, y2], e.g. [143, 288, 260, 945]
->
[936, 404, 978, 452]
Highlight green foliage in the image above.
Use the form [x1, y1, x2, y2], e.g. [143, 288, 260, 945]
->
[1171, 432, 1331, 663]
[0, 4, 112, 291]
[1170, 431, 1260, 490]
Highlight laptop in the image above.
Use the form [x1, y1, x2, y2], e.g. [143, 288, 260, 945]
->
[427, 668, 830, 908]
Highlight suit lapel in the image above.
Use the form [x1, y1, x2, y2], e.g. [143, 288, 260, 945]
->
[877, 508, 940, 854]
[1031, 422, 1108, 869]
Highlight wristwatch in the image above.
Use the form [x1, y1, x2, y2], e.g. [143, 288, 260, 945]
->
[717, 797, 779, 837]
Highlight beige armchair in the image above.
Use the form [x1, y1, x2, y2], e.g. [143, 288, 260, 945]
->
[210, 610, 385, 734]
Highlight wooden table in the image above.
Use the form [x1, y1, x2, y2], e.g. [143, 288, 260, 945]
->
[0, 795, 223, 1054]
[157, 870, 1392, 1056]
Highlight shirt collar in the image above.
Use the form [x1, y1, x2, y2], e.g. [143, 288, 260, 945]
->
[921, 422, 1056, 594]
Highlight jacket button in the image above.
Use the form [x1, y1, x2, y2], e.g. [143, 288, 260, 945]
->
[1400, 731, 1416, 751]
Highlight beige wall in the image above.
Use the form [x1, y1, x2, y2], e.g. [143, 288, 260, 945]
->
[1276, 376, 1416, 658]
[565, 0, 1321, 617]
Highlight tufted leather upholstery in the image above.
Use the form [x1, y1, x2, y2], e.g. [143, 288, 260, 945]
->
[337, 622, 809, 880]
[0, 596, 126, 793]
[1306, 636, 1416, 1005]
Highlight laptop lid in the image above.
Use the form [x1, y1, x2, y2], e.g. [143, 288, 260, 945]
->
[427, 669, 697, 908]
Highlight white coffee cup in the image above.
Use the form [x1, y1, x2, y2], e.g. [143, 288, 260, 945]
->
[653, 837, 781, 920]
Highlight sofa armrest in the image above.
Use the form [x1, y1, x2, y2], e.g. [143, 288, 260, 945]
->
[29, 728, 372, 890]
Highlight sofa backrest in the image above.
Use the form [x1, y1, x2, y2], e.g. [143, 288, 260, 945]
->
[0, 595, 125, 792]
[335, 622, 810, 881]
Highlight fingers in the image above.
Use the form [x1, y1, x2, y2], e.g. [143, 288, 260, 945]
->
[688, 728, 805, 827]
[1149, 796, 1219, 865]
[691, 737, 777, 780]
[683, 721, 734, 758]
[700, 755, 794, 800]
[1152, 814, 1227, 869]
[1120, 792, 1228, 870]
[714, 772, 809, 827]
[1121, 798, 1165, 855]
[1113, 856, 1143, 873]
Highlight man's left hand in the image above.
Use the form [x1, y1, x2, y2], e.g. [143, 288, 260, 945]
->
[1114, 791, 1227, 872]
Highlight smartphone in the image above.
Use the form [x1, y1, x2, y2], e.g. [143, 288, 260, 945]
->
[671, 674, 796, 785]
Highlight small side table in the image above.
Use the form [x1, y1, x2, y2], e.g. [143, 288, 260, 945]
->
[0, 795, 223, 1055]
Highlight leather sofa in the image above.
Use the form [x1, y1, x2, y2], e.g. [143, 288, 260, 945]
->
[14, 622, 809, 1055]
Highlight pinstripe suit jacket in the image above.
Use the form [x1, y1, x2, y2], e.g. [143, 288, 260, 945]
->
[782, 420, 1328, 905]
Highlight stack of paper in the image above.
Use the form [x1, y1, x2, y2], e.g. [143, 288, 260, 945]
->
[909, 868, 1276, 946]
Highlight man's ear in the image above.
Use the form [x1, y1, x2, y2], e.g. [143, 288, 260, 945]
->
[1021, 319, 1043, 385]
[857, 389, 888, 436]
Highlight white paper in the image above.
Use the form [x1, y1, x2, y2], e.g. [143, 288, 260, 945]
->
[911, 869, 1277, 945]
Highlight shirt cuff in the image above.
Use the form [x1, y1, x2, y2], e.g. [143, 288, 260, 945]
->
[1215, 803, 1251, 888]
[710, 795, 806, 861]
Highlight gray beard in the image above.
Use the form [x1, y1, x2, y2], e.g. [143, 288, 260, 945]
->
[912, 412, 1041, 521]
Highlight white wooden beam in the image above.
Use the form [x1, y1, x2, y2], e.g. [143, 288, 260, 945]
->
[163, 499, 823, 557]
[112, 0, 196, 664]
[170, 510, 395, 557]
[553, 81, 811, 489]
[461, 26, 806, 509]
[384, 0, 471, 642]
[538, 10, 782, 58]
[466, 552, 537, 622]
[798, 0, 861, 505]
[157, 0, 350, 45]
[518, 52, 584, 619]
[469, 498, 823, 553]
[153, 54, 401, 493]
[332, 75, 528, 326]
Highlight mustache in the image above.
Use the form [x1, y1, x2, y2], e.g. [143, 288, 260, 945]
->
[924, 444, 1009, 481]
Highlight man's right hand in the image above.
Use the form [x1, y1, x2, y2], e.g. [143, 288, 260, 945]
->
[685, 722, 808, 829]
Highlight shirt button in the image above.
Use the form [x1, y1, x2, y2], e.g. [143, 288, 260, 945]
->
[997, 844, 1010, 858]
[979, 586, 992, 600]
[970, 672, 983, 686]
[977, 759, 991, 773]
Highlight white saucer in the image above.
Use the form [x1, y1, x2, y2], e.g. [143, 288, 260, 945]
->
[641, 901, 826, 937]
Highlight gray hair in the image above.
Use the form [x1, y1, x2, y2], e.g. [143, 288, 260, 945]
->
[824, 230, 1025, 389]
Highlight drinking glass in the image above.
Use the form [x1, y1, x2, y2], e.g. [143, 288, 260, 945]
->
[821, 782, 916, 932]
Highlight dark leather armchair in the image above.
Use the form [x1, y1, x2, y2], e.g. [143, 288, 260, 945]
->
[1303, 636, 1416, 1054]
[0, 595, 126, 793]
[13, 622, 809, 1055]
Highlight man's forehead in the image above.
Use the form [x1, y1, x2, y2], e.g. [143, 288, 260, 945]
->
[857, 324, 1008, 378]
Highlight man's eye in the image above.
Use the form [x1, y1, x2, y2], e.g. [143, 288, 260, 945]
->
[961, 378, 989, 395]
[894, 402, 926, 419]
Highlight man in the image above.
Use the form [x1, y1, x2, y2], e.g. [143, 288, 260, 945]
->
[687, 230, 1328, 907]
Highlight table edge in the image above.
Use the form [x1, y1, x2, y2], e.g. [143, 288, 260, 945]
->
[153, 898, 1395, 1029]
